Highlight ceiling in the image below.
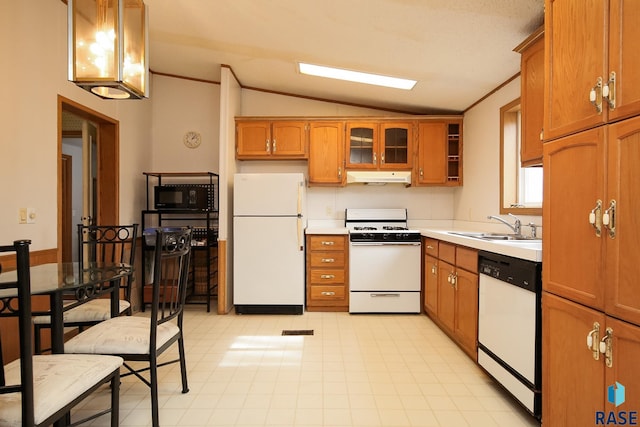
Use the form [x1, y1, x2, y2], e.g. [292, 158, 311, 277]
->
[144, 0, 544, 114]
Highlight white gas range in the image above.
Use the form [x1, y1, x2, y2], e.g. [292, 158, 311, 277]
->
[345, 208, 422, 314]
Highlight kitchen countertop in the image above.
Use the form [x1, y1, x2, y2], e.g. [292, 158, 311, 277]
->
[305, 227, 349, 235]
[420, 229, 542, 262]
[305, 227, 542, 262]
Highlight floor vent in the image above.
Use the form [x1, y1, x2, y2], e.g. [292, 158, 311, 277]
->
[282, 330, 314, 336]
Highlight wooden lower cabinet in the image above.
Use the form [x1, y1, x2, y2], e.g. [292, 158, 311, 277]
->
[426, 239, 478, 360]
[543, 292, 640, 426]
[454, 267, 479, 357]
[437, 259, 456, 333]
[424, 254, 438, 316]
[306, 234, 348, 311]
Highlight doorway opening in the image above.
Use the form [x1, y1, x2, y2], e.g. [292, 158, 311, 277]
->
[58, 96, 120, 262]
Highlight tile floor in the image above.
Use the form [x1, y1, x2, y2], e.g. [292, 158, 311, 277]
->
[75, 307, 541, 426]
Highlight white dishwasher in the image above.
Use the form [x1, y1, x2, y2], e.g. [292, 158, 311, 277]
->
[477, 251, 542, 419]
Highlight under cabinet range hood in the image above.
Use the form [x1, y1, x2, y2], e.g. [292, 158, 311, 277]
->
[346, 170, 412, 185]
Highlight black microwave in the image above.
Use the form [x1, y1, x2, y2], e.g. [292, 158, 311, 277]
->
[154, 185, 210, 210]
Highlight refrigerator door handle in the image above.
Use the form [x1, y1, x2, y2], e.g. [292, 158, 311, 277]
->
[297, 217, 303, 251]
[297, 181, 302, 216]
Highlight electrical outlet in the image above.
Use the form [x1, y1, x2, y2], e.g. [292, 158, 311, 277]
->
[26, 208, 36, 224]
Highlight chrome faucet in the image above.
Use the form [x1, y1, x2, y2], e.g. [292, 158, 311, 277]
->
[487, 213, 522, 235]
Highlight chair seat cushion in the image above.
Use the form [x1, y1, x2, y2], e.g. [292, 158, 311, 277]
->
[0, 354, 123, 426]
[65, 315, 180, 355]
[32, 299, 131, 325]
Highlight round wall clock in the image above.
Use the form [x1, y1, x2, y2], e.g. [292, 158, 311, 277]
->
[183, 131, 202, 148]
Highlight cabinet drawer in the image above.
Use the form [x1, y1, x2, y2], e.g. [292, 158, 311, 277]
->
[310, 285, 346, 301]
[439, 242, 456, 264]
[456, 246, 478, 273]
[309, 269, 345, 284]
[310, 251, 345, 268]
[309, 235, 346, 251]
[423, 238, 439, 257]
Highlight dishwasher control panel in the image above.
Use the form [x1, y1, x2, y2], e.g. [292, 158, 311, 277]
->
[478, 251, 541, 293]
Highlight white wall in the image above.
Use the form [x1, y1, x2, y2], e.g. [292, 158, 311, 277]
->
[149, 75, 220, 173]
[219, 67, 243, 312]
[457, 77, 542, 232]
[0, 0, 151, 251]
[241, 90, 400, 117]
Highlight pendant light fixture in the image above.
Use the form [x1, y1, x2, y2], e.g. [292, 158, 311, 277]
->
[68, 0, 148, 99]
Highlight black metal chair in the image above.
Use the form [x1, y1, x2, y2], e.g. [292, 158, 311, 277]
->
[0, 240, 123, 427]
[33, 224, 138, 353]
[65, 227, 192, 427]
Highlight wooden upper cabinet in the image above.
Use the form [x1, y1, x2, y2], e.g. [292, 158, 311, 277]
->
[608, 0, 640, 122]
[542, 126, 606, 310]
[271, 121, 307, 156]
[515, 27, 544, 166]
[545, 0, 640, 141]
[416, 122, 447, 185]
[604, 116, 640, 325]
[543, 116, 640, 325]
[544, 0, 608, 140]
[346, 122, 379, 169]
[345, 121, 412, 170]
[380, 122, 412, 169]
[415, 120, 462, 186]
[236, 116, 462, 187]
[308, 122, 345, 186]
[236, 121, 271, 157]
[236, 120, 308, 159]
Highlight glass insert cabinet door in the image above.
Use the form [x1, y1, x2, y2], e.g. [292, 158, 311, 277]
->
[346, 123, 377, 168]
[382, 124, 410, 167]
[346, 122, 412, 169]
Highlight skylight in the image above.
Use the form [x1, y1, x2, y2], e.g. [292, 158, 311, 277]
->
[298, 62, 417, 90]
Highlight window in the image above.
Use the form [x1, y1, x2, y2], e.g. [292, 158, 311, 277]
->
[500, 98, 542, 215]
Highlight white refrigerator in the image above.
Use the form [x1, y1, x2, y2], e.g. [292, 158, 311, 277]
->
[233, 173, 306, 314]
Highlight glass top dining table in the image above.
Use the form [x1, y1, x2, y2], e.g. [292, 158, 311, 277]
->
[0, 262, 133, 353]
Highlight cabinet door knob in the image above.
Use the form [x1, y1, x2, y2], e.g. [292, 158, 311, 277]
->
[589, 77, 603, 114]
[603, 199, 616, 238]
[586, 322, 600, 361]
[599, 327, 613, 368]
[588, 199, 603, 237]
[321, 241, 335, 246]
[321, 291, 336, 296]
[321, 258, 335, 263]
[320, 274, 335, 279]
[604, 71, 616, 110]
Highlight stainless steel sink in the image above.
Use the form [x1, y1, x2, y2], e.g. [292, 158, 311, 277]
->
[447, 231, 541, 242]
